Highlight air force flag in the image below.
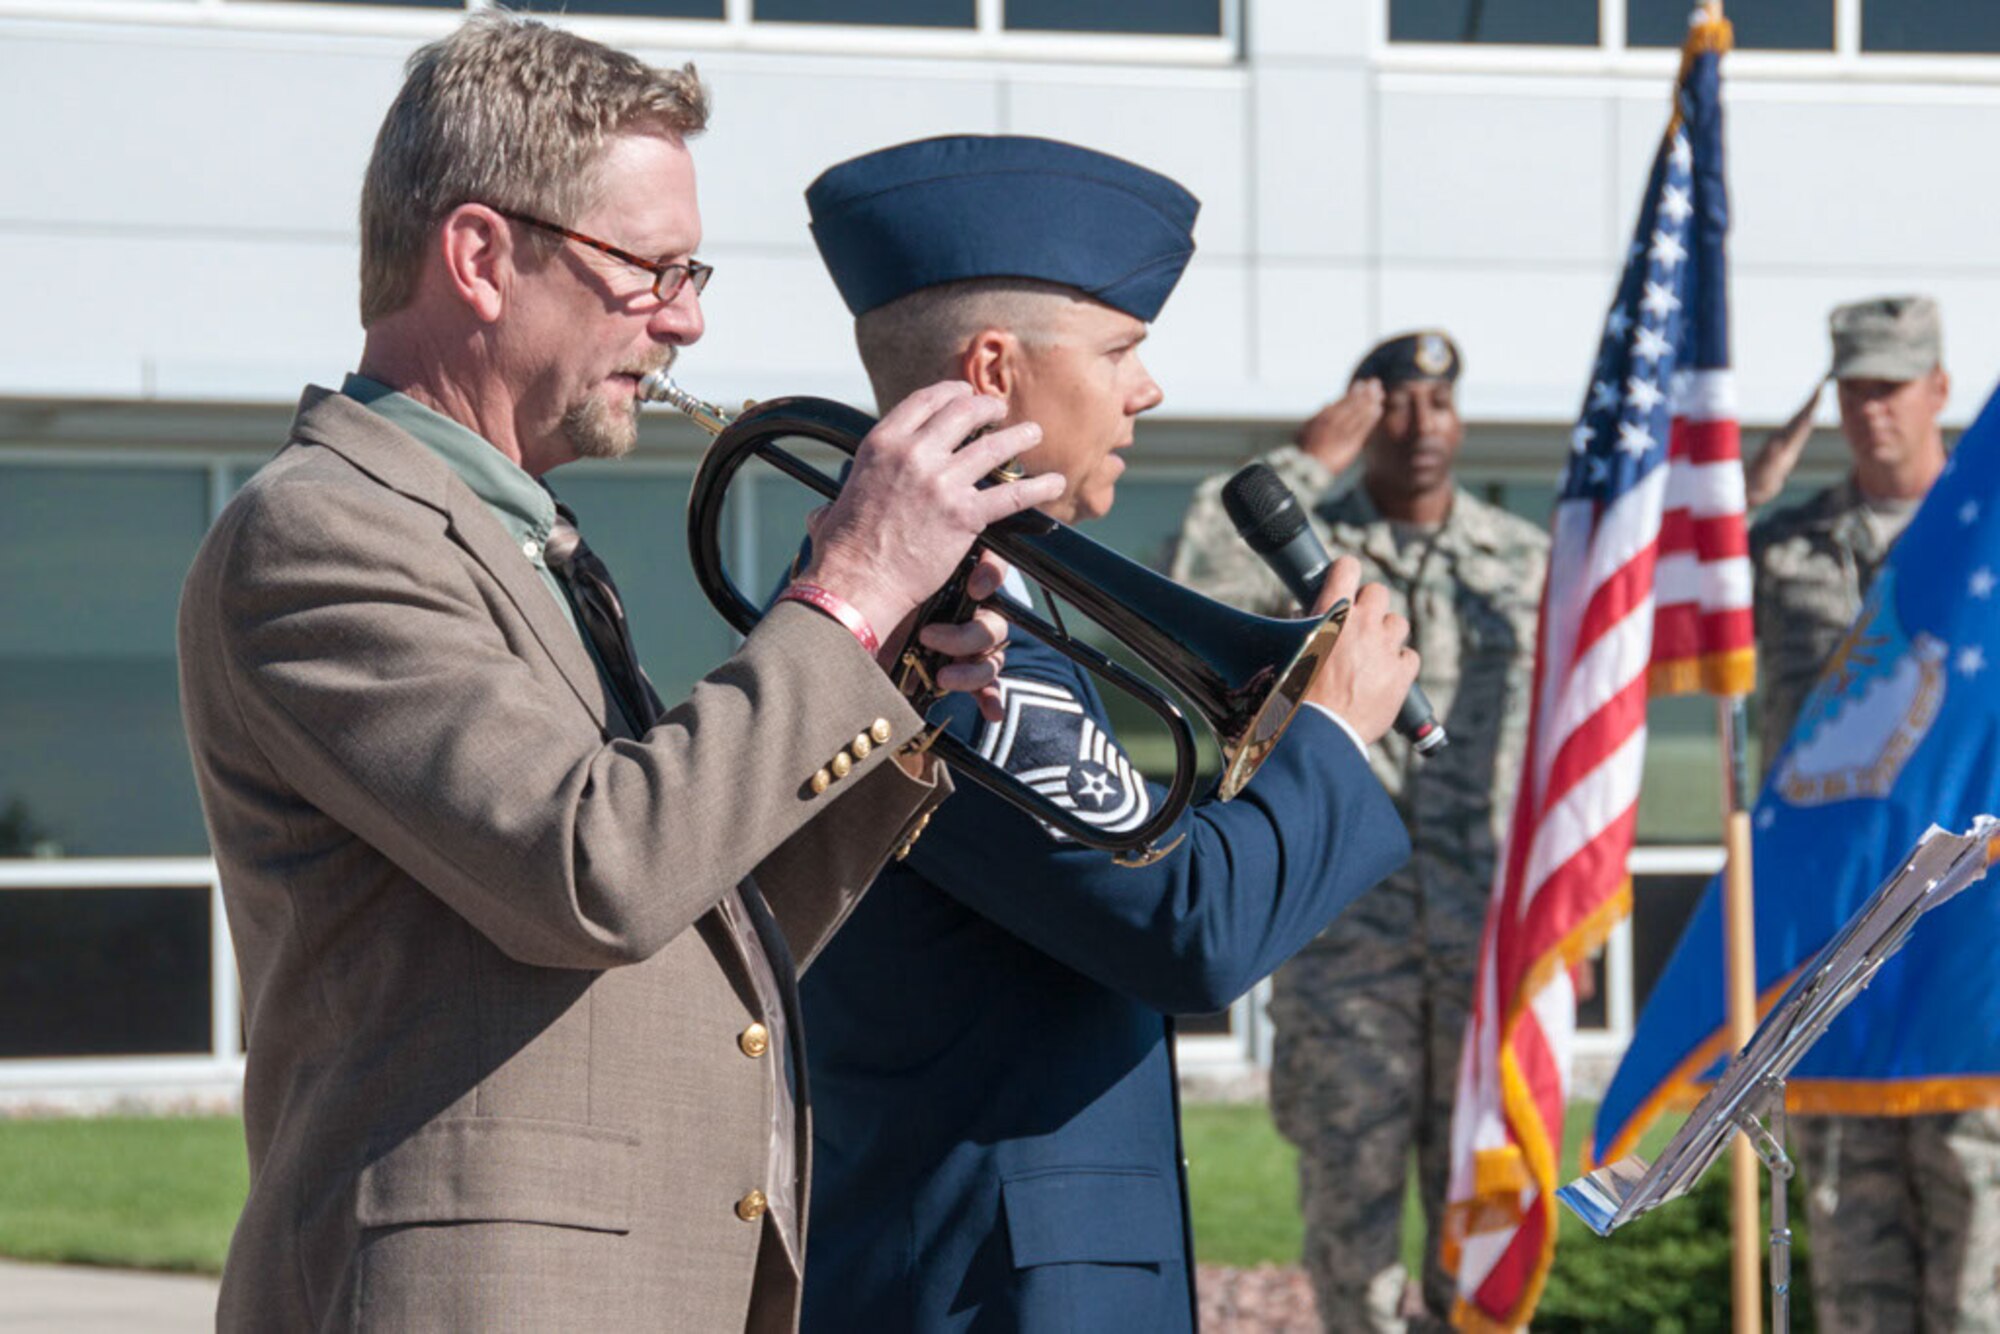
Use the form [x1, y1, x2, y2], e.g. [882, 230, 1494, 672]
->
[1594, 379, 2000, 1166]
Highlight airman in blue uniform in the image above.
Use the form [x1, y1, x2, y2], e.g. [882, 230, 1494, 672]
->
[796, 134, 1420, 1332]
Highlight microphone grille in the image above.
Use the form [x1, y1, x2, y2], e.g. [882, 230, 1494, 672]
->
[1222, 463, 1308, 548]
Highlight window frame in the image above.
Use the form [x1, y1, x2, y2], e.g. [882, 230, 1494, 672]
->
[1375, 0, 2000, 84]
[0, 0, 1240, 67]
[0, 857, 242, 1092]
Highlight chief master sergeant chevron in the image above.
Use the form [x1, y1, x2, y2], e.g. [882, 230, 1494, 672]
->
[794, 133, 1420, 1333]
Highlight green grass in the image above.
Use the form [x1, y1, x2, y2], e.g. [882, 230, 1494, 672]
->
[1182, 1102, 1308, 1266]
[1185, 1100, 1686, 1270]
[0, 1116, 248, 1272]
[0, 1104, 1678, 1277]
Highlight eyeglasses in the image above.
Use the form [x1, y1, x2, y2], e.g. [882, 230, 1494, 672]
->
[496, 208, 714, 304]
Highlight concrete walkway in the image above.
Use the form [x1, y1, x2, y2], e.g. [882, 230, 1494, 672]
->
[0, 1260, 216, 1332]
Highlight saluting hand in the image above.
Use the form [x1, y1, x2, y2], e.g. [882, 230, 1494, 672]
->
[1744, 379, 1826, 507]
[1296, 378, 1384, 475]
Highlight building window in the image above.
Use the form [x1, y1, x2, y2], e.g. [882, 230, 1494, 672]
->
[1864, 3, 2000, 55]
[0, 886, 212, 1059]
[1006, 0, 1223, 37]
[227, 0, 1229, 37]
[1390, 0, 2000, 58]
[248, 0, 466, 8]
[752, 0, 972, 26]
[505, 0, 726, 17]
[1628, 868, 1709, 1015]
[1388, 0, 1598, 47]
[1637, 694, 1731, 843]
[1627, 0, 1832, 51]
[1, 465, 212, 859]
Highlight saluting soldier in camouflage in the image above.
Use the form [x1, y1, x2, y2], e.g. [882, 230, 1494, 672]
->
[1751, 295, 2000, 1334]
[1172, 332, 1547, 1333]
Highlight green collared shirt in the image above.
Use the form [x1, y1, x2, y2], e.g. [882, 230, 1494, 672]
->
[341, 374, 633, 725]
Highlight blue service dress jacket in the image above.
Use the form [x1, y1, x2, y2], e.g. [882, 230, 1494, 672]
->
[799, 583, 1412, 1333]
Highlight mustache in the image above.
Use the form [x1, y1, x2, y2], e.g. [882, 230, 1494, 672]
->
[624, 345, 677, 380]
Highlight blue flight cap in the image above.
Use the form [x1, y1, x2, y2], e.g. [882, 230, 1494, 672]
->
[806, 134, 1200, 322]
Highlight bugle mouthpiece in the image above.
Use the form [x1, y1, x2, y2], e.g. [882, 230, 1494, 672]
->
[638, 367, 735, 437]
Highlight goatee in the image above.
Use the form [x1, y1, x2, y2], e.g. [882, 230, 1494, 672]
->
[562, 394, 640, 461]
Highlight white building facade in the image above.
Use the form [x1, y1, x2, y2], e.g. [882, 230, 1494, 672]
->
[0, 0, 1989, 1100]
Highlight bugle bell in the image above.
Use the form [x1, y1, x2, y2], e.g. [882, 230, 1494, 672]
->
[643, 368, 1348, 867]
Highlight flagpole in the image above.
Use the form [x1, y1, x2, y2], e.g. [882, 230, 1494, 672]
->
[1719, 695, 1763, 1334]
[1671, 1, 1763, 1326]
[1672, 2, 1768, 1328]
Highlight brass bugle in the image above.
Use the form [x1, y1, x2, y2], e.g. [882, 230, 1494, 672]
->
[642, 368, 1347, 867]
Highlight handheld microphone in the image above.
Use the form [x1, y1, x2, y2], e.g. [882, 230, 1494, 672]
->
[1220, 463, 1447, 755]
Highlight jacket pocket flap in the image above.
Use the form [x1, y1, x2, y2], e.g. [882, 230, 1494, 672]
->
[1002, 1168, 1182, 1268]
[356, 1117, 639, 1234]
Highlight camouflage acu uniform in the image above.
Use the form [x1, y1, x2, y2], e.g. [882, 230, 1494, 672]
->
[1173, 446, 1547, 1333]
[1754, 481, 2000, 1334]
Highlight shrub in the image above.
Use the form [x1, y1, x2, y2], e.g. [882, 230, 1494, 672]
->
[1536, 1166, 1814, 1333]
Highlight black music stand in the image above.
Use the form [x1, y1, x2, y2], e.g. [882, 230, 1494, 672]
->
[1558, 816, 2000, 1333]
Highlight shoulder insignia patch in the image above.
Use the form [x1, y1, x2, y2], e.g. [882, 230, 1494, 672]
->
[975, 676, 1152, 839]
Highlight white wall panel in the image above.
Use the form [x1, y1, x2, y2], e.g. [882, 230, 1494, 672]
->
[1133, 256, 1253, 415]
[0, 233, 359, 401]
[1246, 0, 1373, 62]
[3, 8, 1999, 424]
[1723, 95, 2000, 273]
[1250, 261, 1374, 401]
[1731, 271, 2000, 428]
[0, 29, 403, 236]
[692, 63, 1002, 251]
[1377, 89, 1619, 265]
[1729, 270, 1865, 420]
[1379, 263, 1608, 422]
[681, 247, 866, 389]
[1001, 71, 1250, 259]
[1611, 88, 1677, 231]
[1254, 66, 1372, 260]
[1935, 287, 2000, 427]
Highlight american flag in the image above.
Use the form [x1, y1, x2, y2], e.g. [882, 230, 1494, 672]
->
[1441, 14, 1748, 1330]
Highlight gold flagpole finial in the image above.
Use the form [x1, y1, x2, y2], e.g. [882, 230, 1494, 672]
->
[1685, 1, 1734, 61]
[1671, 0, 1733, 116]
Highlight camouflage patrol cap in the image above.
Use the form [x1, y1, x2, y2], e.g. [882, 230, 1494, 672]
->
[1829, 295, 1941, 382]
[1352, 330, 1460, 388]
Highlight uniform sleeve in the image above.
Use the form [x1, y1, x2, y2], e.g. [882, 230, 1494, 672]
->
[903, 635, 1410, 1015]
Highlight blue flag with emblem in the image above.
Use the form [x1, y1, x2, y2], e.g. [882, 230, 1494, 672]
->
[1594, 380, 2000, 1165]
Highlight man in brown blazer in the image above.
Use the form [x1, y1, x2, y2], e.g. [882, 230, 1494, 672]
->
[178, 14, 1060, 1332]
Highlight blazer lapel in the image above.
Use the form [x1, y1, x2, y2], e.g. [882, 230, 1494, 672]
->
[288, 387, 610, 732]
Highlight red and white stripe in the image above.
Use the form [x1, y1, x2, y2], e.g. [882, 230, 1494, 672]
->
[1653, 369, 1754, 692]
[1444, 462, 1670, 1331]
[1444, 381, 1752, 1328]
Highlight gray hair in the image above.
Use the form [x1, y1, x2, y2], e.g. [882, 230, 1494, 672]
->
[853, 278, 1084, 409]
[359, 11, 709, 327]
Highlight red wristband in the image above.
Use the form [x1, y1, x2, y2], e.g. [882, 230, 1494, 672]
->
[777, 583, 880, 657]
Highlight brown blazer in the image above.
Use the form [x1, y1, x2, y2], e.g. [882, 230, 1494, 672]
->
[179, 388, 947, 1332]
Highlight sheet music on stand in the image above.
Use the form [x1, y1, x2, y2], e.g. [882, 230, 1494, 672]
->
[1561, 815, 2000, 1237]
